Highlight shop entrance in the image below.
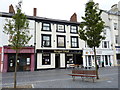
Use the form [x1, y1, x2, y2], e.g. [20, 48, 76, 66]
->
[55, 54, 60, 68]
[74, 54, 83, 65]
[8, 54, 31, 72]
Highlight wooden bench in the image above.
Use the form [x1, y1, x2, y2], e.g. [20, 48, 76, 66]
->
[68, 69, 97, 82]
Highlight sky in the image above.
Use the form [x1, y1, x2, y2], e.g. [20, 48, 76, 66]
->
[0, 0, 120, 21]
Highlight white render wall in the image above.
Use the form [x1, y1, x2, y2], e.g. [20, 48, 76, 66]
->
[37, 53, 55, 69]
[36, 22, 84, 50]
[0, 17, 35, 47]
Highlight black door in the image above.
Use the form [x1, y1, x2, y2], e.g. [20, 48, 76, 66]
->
[75, 54, 83, 65]
[55, 54, 60, 68]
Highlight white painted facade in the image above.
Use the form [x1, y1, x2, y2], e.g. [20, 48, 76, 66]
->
[35, 21, 84, 69]
[82, 26, 114, 67]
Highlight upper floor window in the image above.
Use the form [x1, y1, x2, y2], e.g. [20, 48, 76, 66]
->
[114, 23, 117, 30]
[70, 26, 78, 33]
[71, 36, 79, 48]
[115, 35, 119, 44]
[57, 35, 66, 48]
[41, 34, 51, 47]
[57, 24, 65, 32]
[103, 29, 106, 35]
[102, 41, 109, 48]
[42, 22, 51, 31]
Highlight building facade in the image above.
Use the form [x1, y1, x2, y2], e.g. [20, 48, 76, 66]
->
[0, 10, 35, 72]
[35, 15, 84, 70]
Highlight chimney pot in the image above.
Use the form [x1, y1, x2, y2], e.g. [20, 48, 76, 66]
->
[33, 8, 37, 16]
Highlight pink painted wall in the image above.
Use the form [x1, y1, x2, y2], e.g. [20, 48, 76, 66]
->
[3, 46, 35, 72]
[3, 54, 8, 72]
[30, 54, 34, 71]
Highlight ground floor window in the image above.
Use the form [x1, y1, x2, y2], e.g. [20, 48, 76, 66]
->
[85, 55, 112, 67]
[66, 54, 73, 64]
[42, 53, 51, 65]
[8, 54, 31, 72]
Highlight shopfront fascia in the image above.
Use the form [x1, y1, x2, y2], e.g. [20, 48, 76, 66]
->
[3, 46, 35, 72]
[83, 49, 114, 67]
[36, 49, 83, 69]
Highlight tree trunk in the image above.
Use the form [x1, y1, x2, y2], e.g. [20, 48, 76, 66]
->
[93, 46, 99, 79]
[14, 50, 18, 88]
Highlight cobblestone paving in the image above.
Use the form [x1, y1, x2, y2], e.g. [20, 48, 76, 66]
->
[1, 66, 119, 88]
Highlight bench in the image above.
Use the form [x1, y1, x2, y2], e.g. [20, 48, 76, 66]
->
[68, 69, 97, 82]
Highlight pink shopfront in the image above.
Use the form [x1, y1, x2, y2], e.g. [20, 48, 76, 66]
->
[3, 46, 35, 72]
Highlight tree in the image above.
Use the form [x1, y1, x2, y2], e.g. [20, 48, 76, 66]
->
[3, 2, 32, 88]
[78, 0, 105, 79]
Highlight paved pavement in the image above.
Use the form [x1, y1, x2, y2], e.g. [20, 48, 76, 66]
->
[1, 66, 119, 88]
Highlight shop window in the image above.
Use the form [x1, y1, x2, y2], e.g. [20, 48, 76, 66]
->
[42, 22, 51, 31]
[70, 26, 78, 33]
[27, 58, 30, 65]
[57, 24, 65, 32]
[42, 53, 51, 65]
[96, 55, 101, 65]
[71, 36, 79, 48]
[66, 54, 73, 64]
[41, 34, 51, 47]
[57, 35, 66, 48]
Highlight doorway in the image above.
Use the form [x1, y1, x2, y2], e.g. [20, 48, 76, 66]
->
[55, 54, 60, 68]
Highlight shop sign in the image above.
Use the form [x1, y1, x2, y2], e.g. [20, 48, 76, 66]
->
[85, 50, 102, 55]
[54, 50, 69, 53]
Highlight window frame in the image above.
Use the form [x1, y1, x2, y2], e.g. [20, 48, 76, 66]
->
[57, 35, 66, 48]
[41, 22, 51, 31]
[56, 24, 65, 33]
[70, 25, 78, 34]
[71, 36, 79, 48]
[41, 34, 51, 47]
[102, 41, 109, 48]
[114, 23, 117, 30]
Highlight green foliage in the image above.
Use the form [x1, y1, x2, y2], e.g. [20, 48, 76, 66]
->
[3, 7, 32, 50]
[79, 1, 105, 48]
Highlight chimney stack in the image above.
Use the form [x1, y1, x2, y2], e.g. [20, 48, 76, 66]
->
[33, 8, 37, 16]
[70, 13, 77, 22]
[9, 4, 15, 14]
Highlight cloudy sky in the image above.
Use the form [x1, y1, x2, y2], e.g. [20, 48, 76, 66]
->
[0, 0, 120, 21]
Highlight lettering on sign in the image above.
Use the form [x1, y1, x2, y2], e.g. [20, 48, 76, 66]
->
[54, 50, 69, 53]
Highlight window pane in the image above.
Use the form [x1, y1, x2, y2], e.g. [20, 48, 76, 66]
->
[42, 35, 51, 47]
[58, 37, 64, 46]
[57, 24, 64, 32]
[71, 37, 78, 47]
[71, 26, 77, 33]
[42, 23, 50, 31]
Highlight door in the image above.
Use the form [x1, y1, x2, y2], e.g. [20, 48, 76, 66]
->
[55, 54, 60, 68]
[8, 55, 15, 72]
